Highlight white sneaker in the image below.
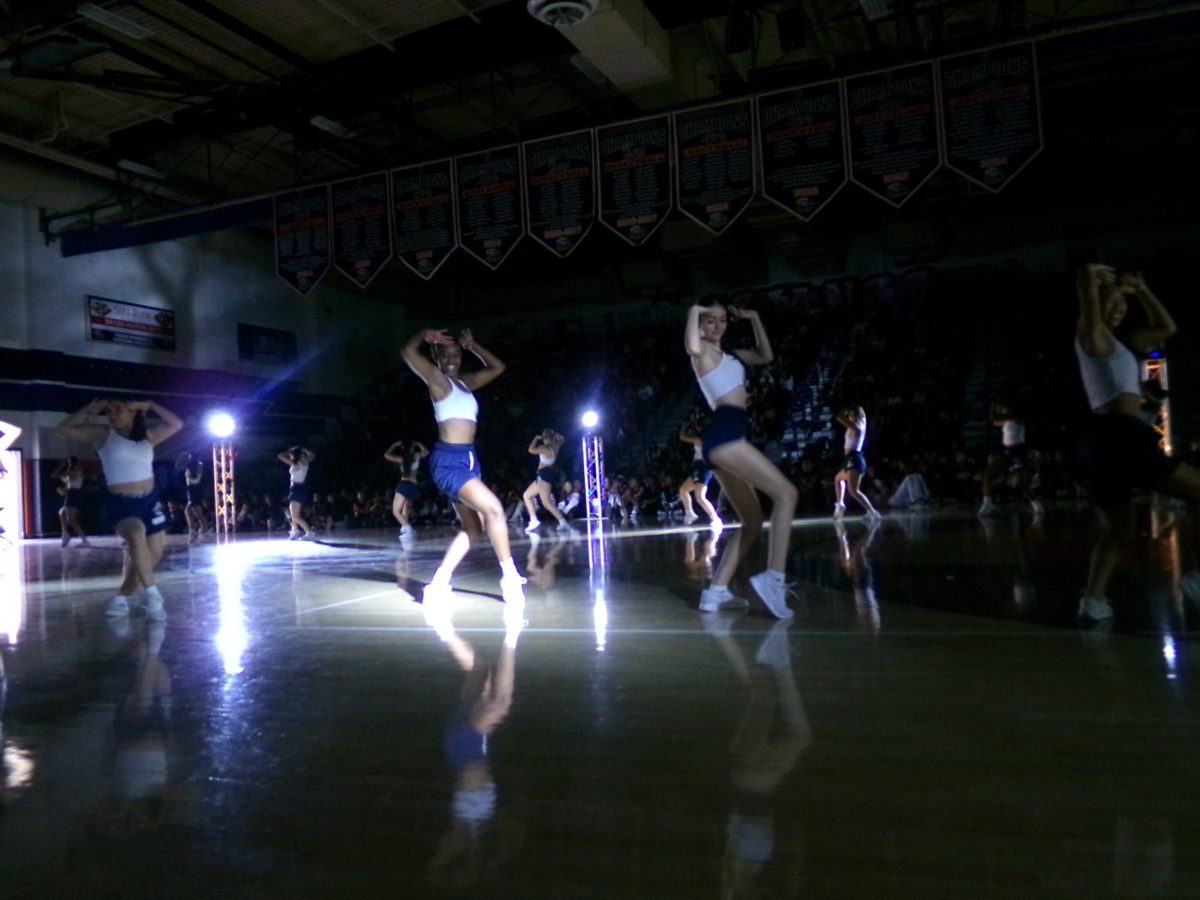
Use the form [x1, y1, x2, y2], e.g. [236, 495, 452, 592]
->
[79, 537, 93, 547]
[399, 524, 414, 538]
[683, 512, 699, 524]
[105, 595, 131, 618]
[832, 503, 845, 520]
[865, 509, 882, 521]
[978, 498, 995, 515]
[288, 529, 301, 540]
[524, 519, 541, 533]
[698, 586, 749, 612]
[710, 517, 724, 532]
[500, 574, 527, 606]
[749, 572, 796, 619]
[61, 534, 71, 548]
[188, 530, 199, 544]
[143, 586, 167, 622]
[299, 531, 317, 541]
[1077, 596, 1114, 621]
[556, 520, 573, 532]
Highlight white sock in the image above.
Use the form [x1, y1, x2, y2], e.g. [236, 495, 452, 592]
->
[708, 584, 731, 597]
[499, 557, 519, 579]
[430, 566, 453, 586]
[143, 585, 164, 604]
[766, 569, 785, 583]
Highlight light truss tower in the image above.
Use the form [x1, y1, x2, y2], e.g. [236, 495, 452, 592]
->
[581, 432, 605, 519]
[1142, 356, 1172, 454]
[212, 440, 237, 537]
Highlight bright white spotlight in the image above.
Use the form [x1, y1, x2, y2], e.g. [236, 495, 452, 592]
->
[580, 410, 599, 430]
[206, 411, 236, 438]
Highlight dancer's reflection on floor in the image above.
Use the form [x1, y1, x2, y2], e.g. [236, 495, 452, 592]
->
[702, 615, 811, 896]
[835, 518, 881, 634]
[88, 621, 190, 838]
[424, 594, 526, 890]
[525, 531, 566, 590]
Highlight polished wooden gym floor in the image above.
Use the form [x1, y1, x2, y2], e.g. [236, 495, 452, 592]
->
[1, 505, 1197, 897]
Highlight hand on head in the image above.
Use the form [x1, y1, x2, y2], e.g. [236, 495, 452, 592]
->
[458, 329, 475, 350]
[424, 329, 455, 345]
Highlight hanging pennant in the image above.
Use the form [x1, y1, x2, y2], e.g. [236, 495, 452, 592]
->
[673, 99, 755, 234]
[938, 42, 1042, 192]
[274, 185, 330, 296]
[391, 160, 457, 281]
[846, 62, 941, 207]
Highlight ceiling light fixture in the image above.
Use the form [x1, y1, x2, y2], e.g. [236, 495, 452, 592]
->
[116, 158, 165, 179]
[309, 114, 354, 139]
[76, 3, 154, 41]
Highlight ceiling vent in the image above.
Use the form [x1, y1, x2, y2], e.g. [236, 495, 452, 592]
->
[527, 0, 600, 28]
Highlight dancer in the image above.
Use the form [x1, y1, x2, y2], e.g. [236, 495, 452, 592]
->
[277, 446, 316, 540]
[401, 327, 526, 611]
[175, 452, 208, 543]
[979, 401, 1042, 516]
[832, 406, 881, 520]
[1074, 265, 1200, 621]
[384, 439, 428, 541]
[685, 301, 799, 618]
[53, 456, 92, 547]
[55, 398, 183, 619]
[678, 419, 722, 526]
[521, 429, 569, 532]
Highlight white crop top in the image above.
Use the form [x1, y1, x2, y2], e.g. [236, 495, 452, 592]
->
[289, 461, 309, 485]
[1075, 336, 1141, 411]
[697, 352, 746, 409]
[433, 378, 479, 423]
[1001, 420, 1025, 447]
[538, 450, 557, 466]
[844, 417, 866, 453]
[98, 430, 154, 486]
[67, 473, 84, 489]
[185, 465, 203, 486]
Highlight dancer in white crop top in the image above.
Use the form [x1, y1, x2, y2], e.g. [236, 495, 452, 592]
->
[277, 446, 317, 540]
[832, 406, 880, 521]
[55, 397, 183, 620]
[52, 455, 92, 547]
[685, 301, 798, 619]
[1073, 264, 1200, 622]
[521, 429, 569, 532]
[402, 327, 527, 616]
[383, 438, 429, 542]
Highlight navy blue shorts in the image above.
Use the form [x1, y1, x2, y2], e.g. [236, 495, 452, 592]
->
[396, 480, 421, 502]
[1003, 444, 1027, 472]
[1075, 414, 1181, 508]
[105, 491, 167, 536]
[688, 463, 713, 486]
[701, 406, 748, 465]
[185, 486, 204, 506]
[288, 483, 312, 505]
[535, 465, 563, 488]
[430, 442, 482, 502]
[63, 488, 84, 509]
[841, 450, 867, 473]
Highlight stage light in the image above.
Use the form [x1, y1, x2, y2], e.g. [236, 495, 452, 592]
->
[206, 411, 236, 438]
[581, 410, 599, 430]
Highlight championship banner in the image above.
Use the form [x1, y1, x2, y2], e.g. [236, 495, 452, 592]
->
[938, 42, 1042, 192]
[455, 145, 524, 270]
[331, 171, 391, 288]
[756, 80, 847, 222]
[274, 185, 331, 296]
[846, 62, 941, 208]
[673, 99, 755, 235]
[597, 115, 671, 246]
[391, 160, 457, 281]
[86, 295, 176, 351]
[523, 130, 595, 258]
